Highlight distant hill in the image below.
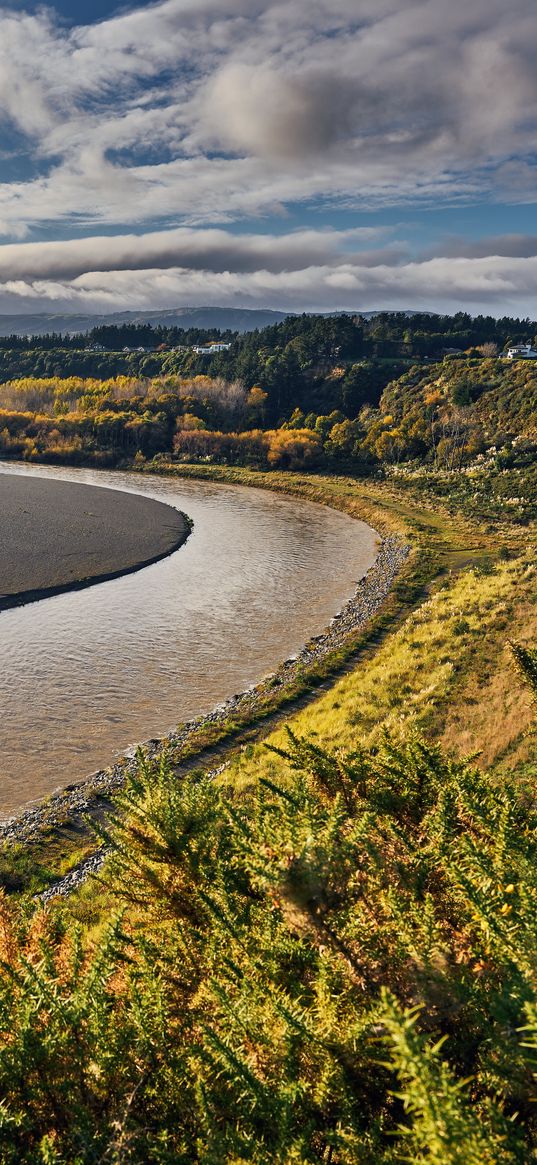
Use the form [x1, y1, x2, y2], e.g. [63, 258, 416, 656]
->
[322, 309, 433, 320]
[0, 307, 433, 339]
[0, 307, 294, 338]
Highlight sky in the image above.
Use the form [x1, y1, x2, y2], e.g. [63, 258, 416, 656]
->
[1, 0, 537, 317]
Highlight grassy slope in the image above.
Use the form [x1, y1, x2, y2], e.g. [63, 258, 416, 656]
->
[229, 551, 537, 793]
[1, 463, 536, 1161]
[143, 464, 536, 791]
[2, 464, 535, 900]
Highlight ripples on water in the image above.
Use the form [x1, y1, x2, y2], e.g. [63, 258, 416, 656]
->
[0, 464, 378, 816]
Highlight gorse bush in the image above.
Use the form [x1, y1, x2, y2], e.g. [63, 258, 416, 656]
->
[0, 691, 536, 1162]
[511, 641, 537, 708]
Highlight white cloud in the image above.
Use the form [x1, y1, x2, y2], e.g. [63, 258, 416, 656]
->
[0, 224, 390, 280]
[0, 0, 536, 239]
[2, 245, 537, 317]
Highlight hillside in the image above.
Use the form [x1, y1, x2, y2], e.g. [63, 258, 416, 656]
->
[0, 469, 535, 1162]
[380, 358, 537, 440]
[0, 306, 293, 338]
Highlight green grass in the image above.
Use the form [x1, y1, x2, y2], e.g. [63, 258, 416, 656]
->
[228, 552, 537, 792]
[1, 464, 532, 899]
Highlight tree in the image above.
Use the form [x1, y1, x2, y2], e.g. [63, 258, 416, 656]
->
[265, 427, 322, 468]
[246, 385, 268, 426]
[476, 341, 498, 358]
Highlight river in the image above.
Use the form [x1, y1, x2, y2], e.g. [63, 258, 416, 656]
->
[0, 463, 377, 817]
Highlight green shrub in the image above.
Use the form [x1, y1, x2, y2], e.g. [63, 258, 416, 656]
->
[0, 709, 535, 1161]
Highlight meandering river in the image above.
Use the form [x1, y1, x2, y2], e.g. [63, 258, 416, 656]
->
[0, 464, 377, 817]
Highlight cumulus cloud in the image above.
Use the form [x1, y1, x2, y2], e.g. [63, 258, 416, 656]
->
[0, 0, 537, 315]
[0, 0, 536, 238]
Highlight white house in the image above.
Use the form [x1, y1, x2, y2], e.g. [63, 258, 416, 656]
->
[193, 342, 232, 355]
[506, 342, 537, 359]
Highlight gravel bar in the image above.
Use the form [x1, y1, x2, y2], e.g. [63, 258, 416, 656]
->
[0, 472, 191, 611]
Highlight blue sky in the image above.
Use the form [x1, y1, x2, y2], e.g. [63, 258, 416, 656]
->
[4, 1, 129, 25]
[0, 0, 537, 315]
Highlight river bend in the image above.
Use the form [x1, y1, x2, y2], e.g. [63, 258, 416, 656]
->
[0, 464, 377, 816]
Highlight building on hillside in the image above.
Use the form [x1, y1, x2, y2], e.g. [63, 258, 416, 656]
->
[193, 342, 232, 355]
[506, 342, 537, 359]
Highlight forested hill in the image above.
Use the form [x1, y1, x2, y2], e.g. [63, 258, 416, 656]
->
[1, 313, 537, 523]
[2, 309, 537, 404]
[379, 358, 537, 449]
[1, 307, 537, 358]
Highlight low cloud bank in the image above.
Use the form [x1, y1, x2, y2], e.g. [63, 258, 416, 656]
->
[2, 234, 537, 316]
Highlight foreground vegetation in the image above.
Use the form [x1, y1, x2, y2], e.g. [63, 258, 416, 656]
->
[0, 650, 535, 1162]
[0, 456, 535, 1159]
[0, 313, 536, 1159]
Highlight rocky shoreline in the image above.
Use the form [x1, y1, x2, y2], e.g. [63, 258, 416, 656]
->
[0, 534, 409, 862]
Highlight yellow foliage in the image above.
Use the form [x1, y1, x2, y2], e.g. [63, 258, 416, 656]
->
[424, 388, 443, 407]
[265, 428, 321, 469]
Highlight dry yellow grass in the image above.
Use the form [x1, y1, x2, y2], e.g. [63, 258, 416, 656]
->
[441, 578, 537, 768]
[228, 554, 537, 790]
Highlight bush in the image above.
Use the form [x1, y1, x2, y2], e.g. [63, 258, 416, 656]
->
[0, 709, 535, 1160]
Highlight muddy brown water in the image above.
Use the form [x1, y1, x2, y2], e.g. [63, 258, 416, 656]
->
[0, 463, 378, 817]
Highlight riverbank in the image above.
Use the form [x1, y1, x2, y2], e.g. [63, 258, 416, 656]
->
[0, 533, 408, 851]
[0, 464, 507, 896]
[0, 470, 191, 611]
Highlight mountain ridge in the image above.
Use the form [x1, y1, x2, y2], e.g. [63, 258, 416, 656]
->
[0, 306, 428, 338]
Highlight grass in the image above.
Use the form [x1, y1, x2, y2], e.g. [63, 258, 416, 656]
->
[227, 551, 537, 793]
[0, 830, 95, 895]
[1, 462, 534, 898]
